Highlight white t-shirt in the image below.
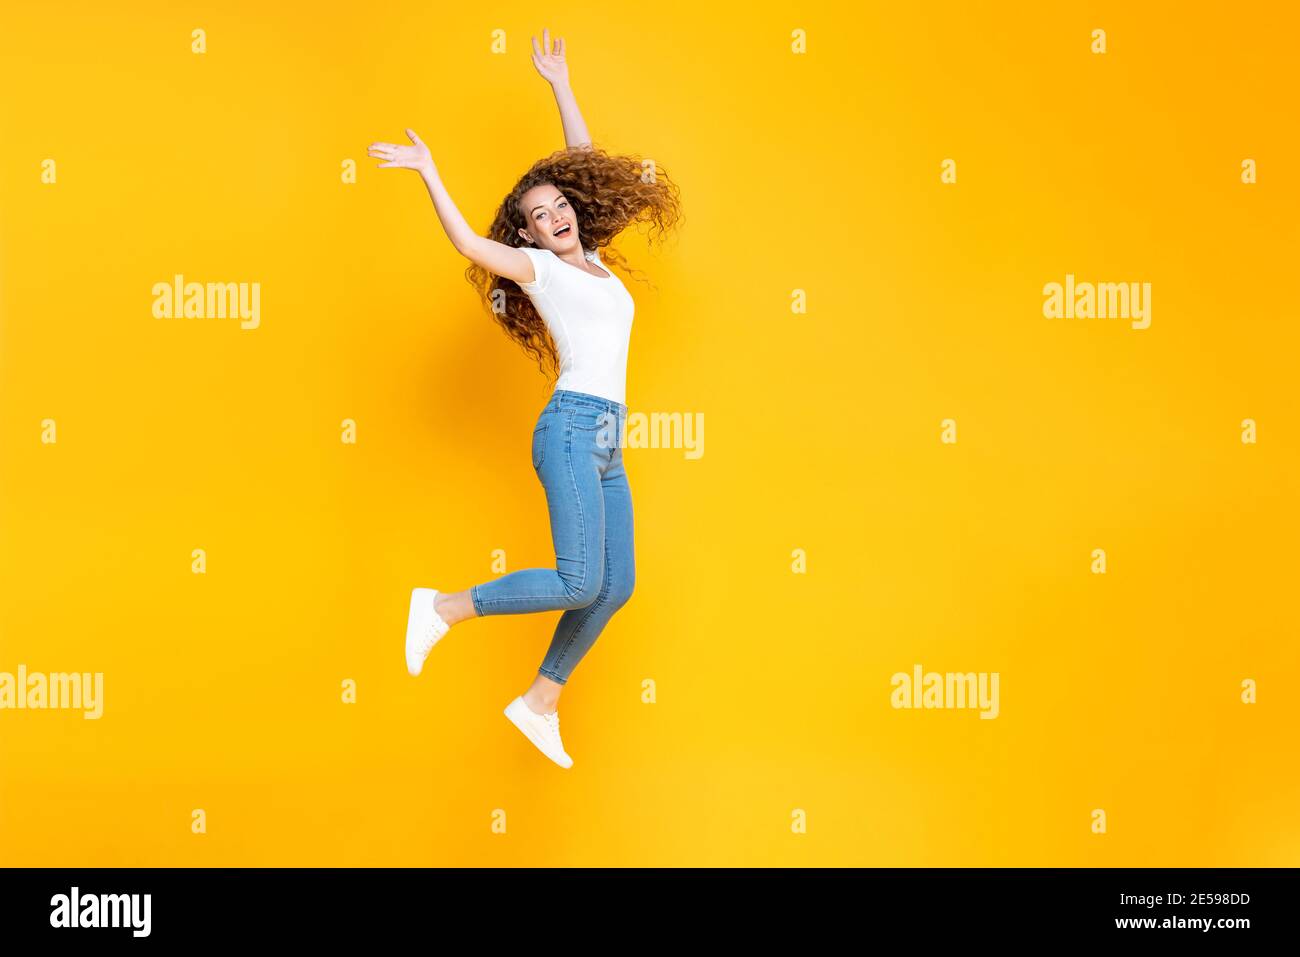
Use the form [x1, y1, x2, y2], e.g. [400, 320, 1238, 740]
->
[518, 245, 635, 405]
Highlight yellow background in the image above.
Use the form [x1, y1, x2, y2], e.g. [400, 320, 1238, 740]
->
[1, 1, 1296, 866]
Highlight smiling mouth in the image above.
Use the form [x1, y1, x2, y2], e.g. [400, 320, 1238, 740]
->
[553, 224, 571, 237]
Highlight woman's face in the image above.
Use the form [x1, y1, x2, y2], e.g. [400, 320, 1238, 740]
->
[517, 184, 581, 253]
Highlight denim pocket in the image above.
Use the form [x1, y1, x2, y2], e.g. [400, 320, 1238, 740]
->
[531, 423, 548, 469]
[570, 408, 617, 433]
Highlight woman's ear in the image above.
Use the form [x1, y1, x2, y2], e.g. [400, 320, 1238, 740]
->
[516, 226, 533, 244]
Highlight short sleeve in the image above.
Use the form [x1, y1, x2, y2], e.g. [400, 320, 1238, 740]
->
[518, 246, 553, 293]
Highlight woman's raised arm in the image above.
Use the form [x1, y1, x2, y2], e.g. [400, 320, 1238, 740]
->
[368, 129, 535, 285]
[531, 29, 591, 150]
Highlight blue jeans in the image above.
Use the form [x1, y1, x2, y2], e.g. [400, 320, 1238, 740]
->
[470, 389, 635, 685]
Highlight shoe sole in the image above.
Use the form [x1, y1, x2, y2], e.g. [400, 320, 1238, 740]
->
[405, 587, 438, 676]
[504, 699, 574, 769]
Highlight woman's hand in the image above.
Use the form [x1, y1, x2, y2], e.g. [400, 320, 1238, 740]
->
[534, 28, 589, 148]
[368, 129, 434, 176]
[531, 28, 569, 88]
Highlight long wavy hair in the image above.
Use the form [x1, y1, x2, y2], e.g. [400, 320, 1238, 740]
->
[465, 144, 682, 380]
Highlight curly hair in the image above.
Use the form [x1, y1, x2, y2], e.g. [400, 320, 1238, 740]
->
[465, 144, 682, 380]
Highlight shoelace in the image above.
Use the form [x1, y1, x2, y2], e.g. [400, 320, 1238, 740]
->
[418, 617, 447, 656]
[543, 711, 561, 738]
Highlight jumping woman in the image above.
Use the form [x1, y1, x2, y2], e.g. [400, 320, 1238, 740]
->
[368, 29, 681, 768]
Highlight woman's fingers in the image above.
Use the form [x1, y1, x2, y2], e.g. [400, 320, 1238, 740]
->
[368, 132, 425, 167]
[532, 28, 566, 68]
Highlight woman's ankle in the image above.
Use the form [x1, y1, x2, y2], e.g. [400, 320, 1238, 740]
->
[434, 589, 475, 627]
[523, 688, 561, 713]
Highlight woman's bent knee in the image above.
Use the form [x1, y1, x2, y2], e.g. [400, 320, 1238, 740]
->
[558, 572, 603, 610]
[608, 571, 635, 611]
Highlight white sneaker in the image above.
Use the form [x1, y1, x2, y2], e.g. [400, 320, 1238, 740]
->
[405, 587, 450, 676]
[504, 696, 574, 769]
